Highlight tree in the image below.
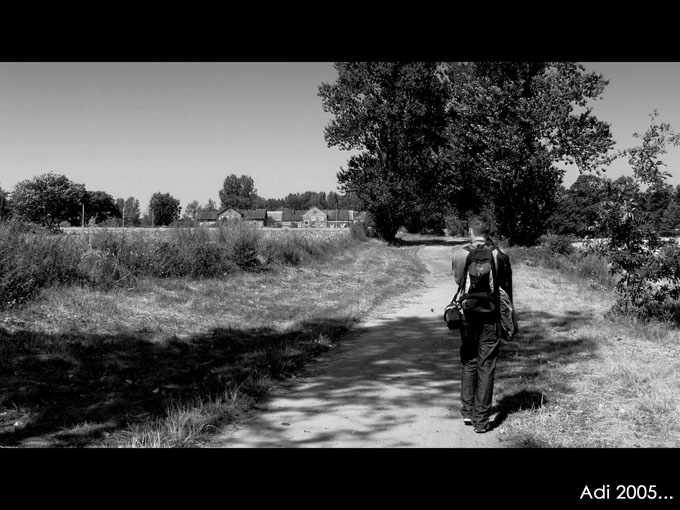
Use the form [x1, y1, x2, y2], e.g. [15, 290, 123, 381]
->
[184, 200, 201, 219]
[118, 196, 141, 226]
[441, 62, 614, 245]
[149, 192, 181, 226]
[83, 190, 120, 224]
[660, 185, 680, 236]
[219, 174, 259, 210]
[0, 184, 10, 218]
[547, 174, 607, 237]
[595, 113, 680, 321]
[205, 198, 217, 210]
[641, 180, 673, 233]
[11, 172, 86, 227]
[319, 62, 450, 241]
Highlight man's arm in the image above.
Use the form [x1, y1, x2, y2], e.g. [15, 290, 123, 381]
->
[452, 246, 469, 287]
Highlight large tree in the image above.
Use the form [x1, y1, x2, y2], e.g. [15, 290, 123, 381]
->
[319, 62, 450, 241]
[442, 62, 615, 245]
[320, 62, 614, 245]
[219, 174, 259, 210]
[11, 172, 86, 227]
[149, 192, 181, 226]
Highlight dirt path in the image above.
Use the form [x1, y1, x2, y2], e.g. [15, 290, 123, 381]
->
[207, 243, 505, 448]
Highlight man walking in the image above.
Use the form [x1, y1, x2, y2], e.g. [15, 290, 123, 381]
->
[451, 215, 513, 433]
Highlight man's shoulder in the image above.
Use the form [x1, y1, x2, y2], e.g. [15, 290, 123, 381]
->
[452, 243, 472, 257]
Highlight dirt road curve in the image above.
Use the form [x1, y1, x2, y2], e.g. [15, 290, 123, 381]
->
[208, 244, 504, 448]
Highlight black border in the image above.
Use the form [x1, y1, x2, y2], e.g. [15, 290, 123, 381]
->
[2, 447, 679, 506]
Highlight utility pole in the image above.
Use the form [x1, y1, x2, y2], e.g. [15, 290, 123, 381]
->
[81, 204, 85, 228]
[122, 200, 126, 228]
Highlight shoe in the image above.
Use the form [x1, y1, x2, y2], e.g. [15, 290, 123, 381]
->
[463, 418, 472, 426]
[474, 423, 492, 433]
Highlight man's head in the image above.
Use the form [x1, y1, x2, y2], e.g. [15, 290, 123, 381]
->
[468, 214, 490, 240]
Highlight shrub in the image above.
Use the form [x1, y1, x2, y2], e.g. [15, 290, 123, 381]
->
[0, 219, 84, 308]
[349, 222, 368, 242]
[215, 222, 262, 271]
[539, 234, 575, 256]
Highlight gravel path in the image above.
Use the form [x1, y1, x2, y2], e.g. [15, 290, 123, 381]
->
[207, 244, 505, 448]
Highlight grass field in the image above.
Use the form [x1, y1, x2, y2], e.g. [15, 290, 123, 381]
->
[493, 246, 680, 447]
[0, 236, 425, 447]
[2, 226, 679, 448]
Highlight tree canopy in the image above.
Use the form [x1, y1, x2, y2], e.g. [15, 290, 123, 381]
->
[149, 192, 181, 226]
[10, 172, 86, 227]
[320, 62, 615, 244]
[83, 190, 120, 224]
[116, 196, 141, 226]
[0, 184, 10, 218]
[219, 174, 260, 210]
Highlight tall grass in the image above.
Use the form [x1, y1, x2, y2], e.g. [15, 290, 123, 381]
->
[0, 219, 362, 310]
[0, 232, 424, 448]
[507, 235, 618, 291]
[0, 219, 85, 308]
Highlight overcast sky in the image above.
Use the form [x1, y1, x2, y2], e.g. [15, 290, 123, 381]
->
[1, 61, 680, 212]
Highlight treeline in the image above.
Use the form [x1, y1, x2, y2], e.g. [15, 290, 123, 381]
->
[547, 173, 680, 238]
[185, 174, 363, 219]
[0, 172, 361, 228]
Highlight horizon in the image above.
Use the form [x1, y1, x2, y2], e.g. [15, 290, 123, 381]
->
[2, 62, 680, 214]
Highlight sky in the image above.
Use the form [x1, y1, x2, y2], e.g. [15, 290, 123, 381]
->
[1, 61, 680, 214]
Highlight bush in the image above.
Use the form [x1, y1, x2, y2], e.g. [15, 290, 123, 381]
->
[539, 234, 575, 256]
[349, 222, 368, 242]
[215, 222, 262, 271]
[0, 219, 84, 308]
[444, 213, 467, 237]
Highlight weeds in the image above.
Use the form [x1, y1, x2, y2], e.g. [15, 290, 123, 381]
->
[0, 220, 359, 310]
[0, 237, 424, 447]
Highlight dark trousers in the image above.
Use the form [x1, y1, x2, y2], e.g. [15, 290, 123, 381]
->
[460, 322, 500, 428]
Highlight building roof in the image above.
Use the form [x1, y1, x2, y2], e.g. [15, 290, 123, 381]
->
[242, 209, 268, 220]
[195, 210, 219, 221]
[218, 208, 242, 217]
[281, 209, 304, 221]
[324, 209, 351, 221]
[303, 206, 325, 217]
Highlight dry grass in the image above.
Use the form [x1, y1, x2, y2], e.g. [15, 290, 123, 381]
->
[0, 239, 425, 447]
[494, 251, 680, 448]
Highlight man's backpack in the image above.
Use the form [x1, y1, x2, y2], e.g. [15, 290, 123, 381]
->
[458, 242, 501, 324]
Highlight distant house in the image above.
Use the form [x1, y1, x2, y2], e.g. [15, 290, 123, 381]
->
[218, 208, 242, 222]
[280, 209, 304, 228]
[242, 209, 268, 227]
[266, 211, 283, 227]
[324, 209, 353, 228]
[195, 210, 219, 223]
[303, 207, 327, 228]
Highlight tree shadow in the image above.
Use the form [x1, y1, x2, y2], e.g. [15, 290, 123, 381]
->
[0, 319, 351, 447]
[0, 303, 601, 447]
[487, 308, 601, 430]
